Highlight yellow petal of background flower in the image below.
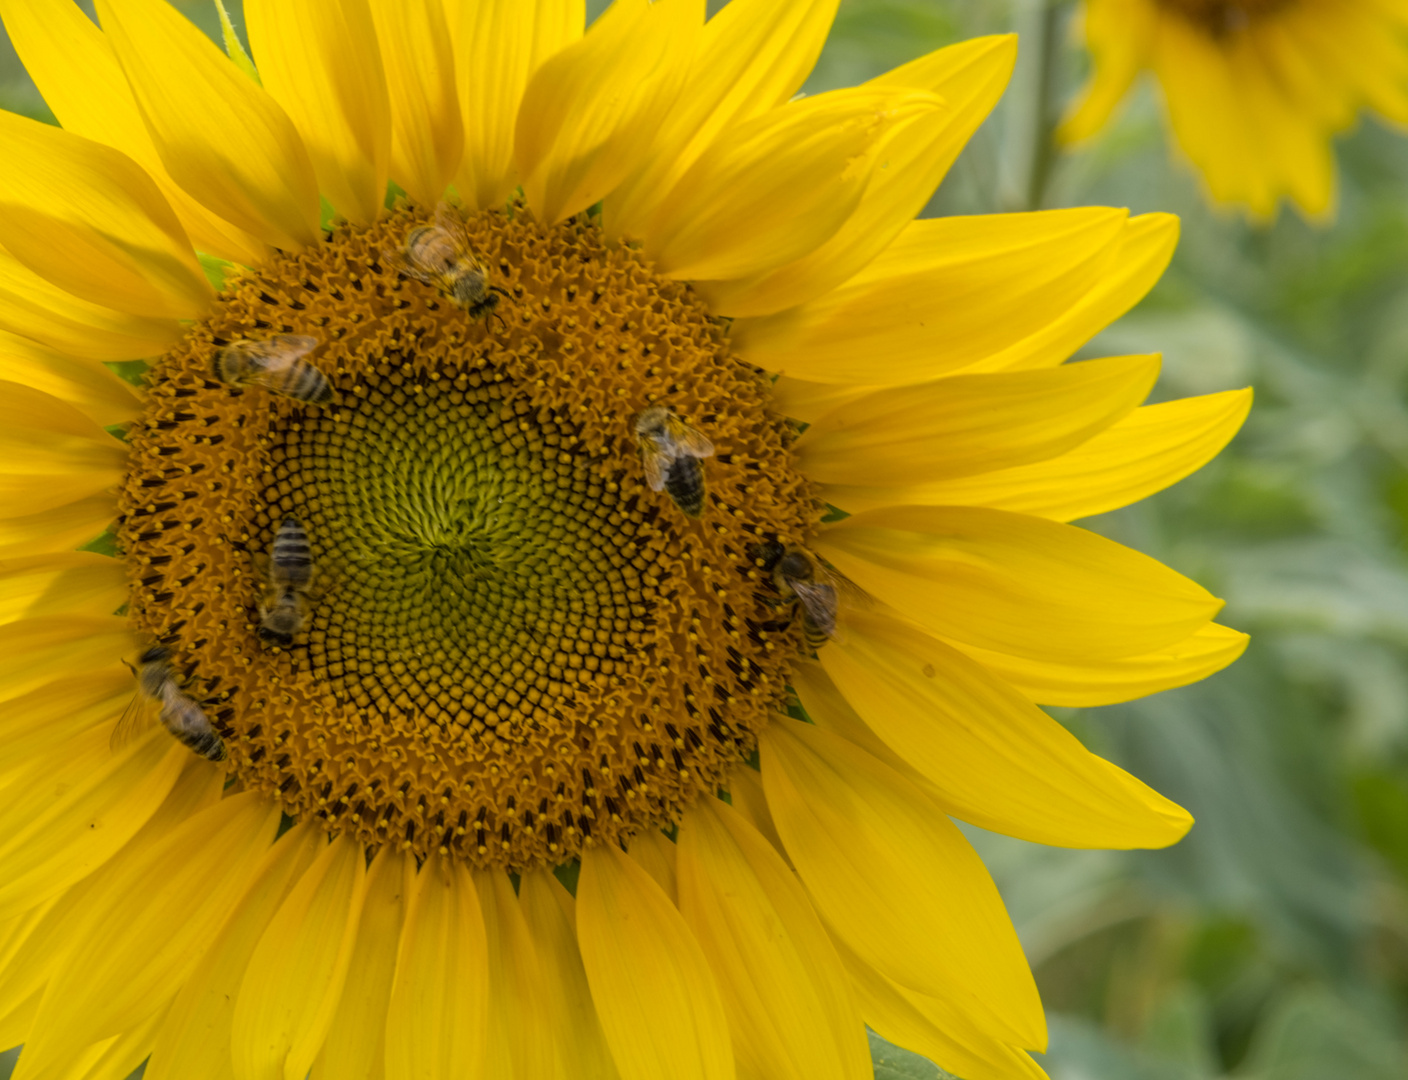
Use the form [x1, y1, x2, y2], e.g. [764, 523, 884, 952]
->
[1057, 0, 1157, 144]
[701, 34, 1018, 318]
[759, 716, 1045, 1050]
[647, 87, 943, 282]
[95, 0, 321, 250]
[0, 0, 267, 266]
[798, 354, 1159, 488]
[517, 869, 620, 1080]
[232, 833, 369, 1080]
[476, 870, 555, 1080]
[0, 381, 126, 518]
[311, 847, 407, 1080]
[731, 207, 1126, 384]
[450, 0, 584, 211]
[0, 109, 210, 320]
[834, 936, 1048, 1080]
[14, 793, 279, 1080]
[0, 725, 183, 923]
[515, 0, 700, 225]
[604, 0, 840, 240]
[384, 857, 490, 1080]
[677, 796, 872, 1080]
[0, 331, 140, 428]
[367, 0, 462, 210]
[577, 840, 735, 1080]
[245, 0, 391, 226]
[0, 246, 181, 361]
[0, 553, 127, 625]
[817, 506, 1223, 663]
[953, 622, 1250, 708]
[0, 669, 129, 777]
[832, 388, 1253, 519]
[817, 610, 1194, 849]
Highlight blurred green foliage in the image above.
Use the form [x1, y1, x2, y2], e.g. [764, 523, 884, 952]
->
[4, 0, 1408, 1078]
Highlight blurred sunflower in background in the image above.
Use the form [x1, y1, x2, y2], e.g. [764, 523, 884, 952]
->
[1059, 0, 1408, 221]
[0, 0, 1252, 1078]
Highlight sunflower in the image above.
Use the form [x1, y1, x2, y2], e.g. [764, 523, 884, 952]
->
[0, 0, 1251, 1078]
[1059, 0, 1408, 220]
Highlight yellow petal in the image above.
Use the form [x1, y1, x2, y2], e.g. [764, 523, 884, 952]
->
[451, 0, 584, 211]
[677, 796, 871, 1080]
[822, 388, 1254, 518]
[0, 245, 181, 360]
[702, 34, 1019, 318]
[627, 828, 679, 903]
[834, 936, 1047, 1080]
[0, 669, 130, 776]
[245, 0, 391, 226]
[146, 822, 326, 1080]
[0, 0, 267, 266]
[798, 354, 1159, 488]
[817, 505, 1223, 663]
[0, 496, 117, 561]
[0, 762, 224, 1029]
[0, 382, 126, 519]
[32, 1004, 169, 1080]
[0, 896, 79, 1039]
[516, 870, 620, 1080]
[972, 212, 1180, 374]
[576, 841, 734, 1080]
[368, 0, 463, 209]
[0, 724, 184, 922]
[233, 833, 369, 1080]
[604, 0, 841, 239]
[648, 87, 944, 282]
[96, 0, 321, 250]
[476, 870, 555, 1080]
[311, 847, 408, 1080]
[730, 207, 1127, 384]
[1057, 0, 1157, 144]
[953, 621, 1250, 708]
[16, 793, 280, 1079]
[0, 331, 141, 428]
[760, 716, 1044, 1049]
[0, 552, 127, 625]
[516, 0, 705, 224]
[722, 766, 787, 858]
[384, 856, 490, 1080]
[817, 610, 1194, 848]
[0, 616, 131, 706]
[0, 111, 210, 320]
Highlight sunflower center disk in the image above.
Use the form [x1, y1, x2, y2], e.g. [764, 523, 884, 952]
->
[1158, 0, 1288, 31]
[118, 207, 817, 869]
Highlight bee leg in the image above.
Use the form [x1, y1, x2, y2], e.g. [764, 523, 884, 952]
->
[489, 310, 510, 334]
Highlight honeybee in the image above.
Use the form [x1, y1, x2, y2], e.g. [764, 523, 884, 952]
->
[112, 645, 225, 761]
[214, 334, 333, 406]
[388, 203, 508, 327]
[754, 542, 841, 650]
[634, 405, 715, 518]
[255, 516, 320, 645]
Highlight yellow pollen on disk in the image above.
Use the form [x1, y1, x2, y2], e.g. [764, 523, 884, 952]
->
[117, 205, 818, 869]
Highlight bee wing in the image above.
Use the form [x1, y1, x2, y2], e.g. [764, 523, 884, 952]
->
[790, 580, 839, 637]
[667, 416, 715, 459]
[260, 335, 319, 372]
[434, 200, 471, 239]
[640, 445, 670, 492]
[111, 691, 157, 751]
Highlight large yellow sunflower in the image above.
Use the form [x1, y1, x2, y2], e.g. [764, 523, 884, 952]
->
[0, 1, 1252, 1078]
[1060, 0, 1408, 220]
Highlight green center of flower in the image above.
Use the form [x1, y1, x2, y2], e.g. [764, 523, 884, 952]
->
[118, 205, 818, 869]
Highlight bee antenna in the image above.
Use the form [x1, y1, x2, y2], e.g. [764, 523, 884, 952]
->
[490, 310, 509, 334]
[489, 284, 512, 298]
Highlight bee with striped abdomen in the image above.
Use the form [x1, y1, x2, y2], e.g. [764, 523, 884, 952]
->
[752, 541, 842, 650]
[214, 334, 333, 406]
[112, 645, 225, 761]
[633, 405, 715, 518]
[388, 202, 508, 328]
[255, 516, 321, 645]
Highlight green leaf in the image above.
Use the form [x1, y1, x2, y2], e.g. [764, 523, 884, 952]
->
[867, 1031, 956, 1080]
